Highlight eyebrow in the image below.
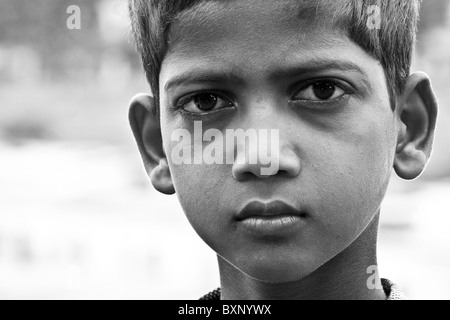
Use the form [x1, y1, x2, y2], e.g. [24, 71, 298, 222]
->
[164, 70, 246, 92]
[271, 60, 369, 81]
[164, 59, 369, 92]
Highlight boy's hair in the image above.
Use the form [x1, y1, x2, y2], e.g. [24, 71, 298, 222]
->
[129, 0, 421, 108]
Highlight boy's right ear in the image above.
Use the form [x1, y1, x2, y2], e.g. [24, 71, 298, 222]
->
[129, 94, 175, 195]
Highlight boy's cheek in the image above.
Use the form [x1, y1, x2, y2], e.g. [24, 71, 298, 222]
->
[307, 113, 395, 206]
[166, 153, 231, 203]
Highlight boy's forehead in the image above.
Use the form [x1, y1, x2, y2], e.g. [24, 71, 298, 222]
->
[169, 0, 349, 40]
[163, 0, 357, 70]
[166, 0, 351, 59]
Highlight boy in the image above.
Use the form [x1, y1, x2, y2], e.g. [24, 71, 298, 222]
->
[127, 0, 438, 300]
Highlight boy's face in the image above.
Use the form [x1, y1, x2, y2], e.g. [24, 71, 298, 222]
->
[158, 0, 397, 282]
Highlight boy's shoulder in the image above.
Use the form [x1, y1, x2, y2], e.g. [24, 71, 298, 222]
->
[199, 279, 407, 300]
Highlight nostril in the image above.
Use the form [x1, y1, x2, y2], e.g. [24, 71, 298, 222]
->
[233, 171, 254, 181]
[231, 150, 301, 180]
[233, 167, 276, 180]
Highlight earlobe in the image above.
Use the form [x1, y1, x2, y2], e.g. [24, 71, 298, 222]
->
[129, 94, 175, 195]
[394, 72, 438, 180]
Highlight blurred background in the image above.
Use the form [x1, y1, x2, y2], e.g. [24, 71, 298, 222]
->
[0, 0, 449, 300]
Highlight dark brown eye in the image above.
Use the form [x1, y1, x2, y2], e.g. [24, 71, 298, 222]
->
[293, 81, 345, 102]
[312, 82, 336, 100]
[194, 94, 218, 111]
[180, 93, 234, 114]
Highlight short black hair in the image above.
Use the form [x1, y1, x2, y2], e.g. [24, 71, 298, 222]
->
[129, 0, 422, 107]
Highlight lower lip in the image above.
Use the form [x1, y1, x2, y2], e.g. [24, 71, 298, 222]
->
[238, 215, 305, 236]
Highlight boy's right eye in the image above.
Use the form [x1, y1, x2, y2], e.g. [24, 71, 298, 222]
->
[177, 93, 235, 114]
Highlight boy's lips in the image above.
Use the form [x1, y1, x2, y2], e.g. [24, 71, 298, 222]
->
[235, 200, 308, 236]
[236, 200, 306, 221]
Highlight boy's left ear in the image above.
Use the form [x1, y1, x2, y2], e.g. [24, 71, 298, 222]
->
[394, 72, 438, 180]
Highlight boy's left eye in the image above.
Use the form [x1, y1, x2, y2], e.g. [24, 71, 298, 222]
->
[292, 81, 346, 101]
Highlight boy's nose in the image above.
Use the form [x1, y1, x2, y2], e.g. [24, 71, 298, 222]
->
[232, 146, 301, 181]
[230, 96, 302, 181]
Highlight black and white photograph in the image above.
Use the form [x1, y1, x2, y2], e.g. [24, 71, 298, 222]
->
[0, 0, 449, 302]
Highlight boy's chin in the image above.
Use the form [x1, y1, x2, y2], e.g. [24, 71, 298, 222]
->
[235, 257, 319, 284]
[245, 266, 311, 284]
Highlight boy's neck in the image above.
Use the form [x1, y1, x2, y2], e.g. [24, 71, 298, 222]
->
[218, 213, 386, 300]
